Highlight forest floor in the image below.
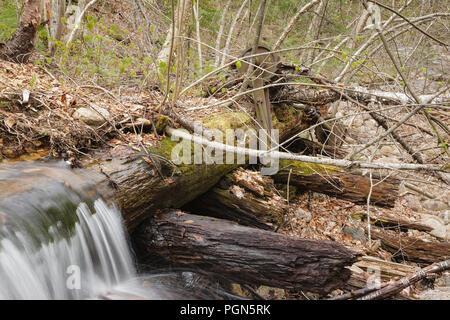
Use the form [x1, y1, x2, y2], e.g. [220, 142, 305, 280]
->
[0, 57, 448, 300]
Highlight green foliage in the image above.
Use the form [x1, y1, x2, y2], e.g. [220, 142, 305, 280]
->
[0, 0, 18, 42]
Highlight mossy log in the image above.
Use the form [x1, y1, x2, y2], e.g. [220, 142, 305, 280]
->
[275, 160, 399, 207]
[133, 211, 361, 294]
[183, 168, 287, 230]
[0, 104, 309, 231]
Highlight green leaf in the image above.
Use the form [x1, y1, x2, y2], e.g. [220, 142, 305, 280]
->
[236, 60, 242, 69]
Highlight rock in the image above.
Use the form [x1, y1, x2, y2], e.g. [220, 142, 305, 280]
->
[352, 117, 364, 128]
[438, 210, 449, 225]
[419, 214, 448, 240]
[379, 145, 397, 156]
[73, 106, 110, 126]
[376, 156, 401, 164]
[294, 208, 311, 223]
[363, 119, 377, 128]
[255, 286, 286, 300]
[419, 287, 450, 300]
[422, 199, 448, 212]
[343, 227, 366, 242]
[404, 194, 422, 212]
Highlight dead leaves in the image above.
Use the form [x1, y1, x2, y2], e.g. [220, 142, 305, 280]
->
[4, 117, 15, 128]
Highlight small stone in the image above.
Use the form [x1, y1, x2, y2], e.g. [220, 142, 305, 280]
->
[343, 227, 366, 242]
[294, 208, 312, 222]
[422, 199, 448, 212]
[438, 210, 449, 225]
[376, 156, 401, 164]
[256, 286, 286, 300]
[73, 106, 110, 126]
[379, 145, 397, 155]
[352, 118, 364, 128]
[404, 194, 422, 212]
[420, 214, 447, 240]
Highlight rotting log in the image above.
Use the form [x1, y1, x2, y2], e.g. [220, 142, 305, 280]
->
[184, 168, 287, 230]
[352, 212, 433, 233]
[133, 211, 361, 295]
[368, 226, 450, 265]
[274, 160, 399, 207]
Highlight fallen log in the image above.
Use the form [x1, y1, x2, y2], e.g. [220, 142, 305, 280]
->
[352, 212, 433, 233]
[275, 160, 399, 207]
[133, 211, 361, 294]
[345, 259, 450, 300]
[184, 168, 287, 230]
[368, 226, 450, 264]
[353, 256, 417, 280]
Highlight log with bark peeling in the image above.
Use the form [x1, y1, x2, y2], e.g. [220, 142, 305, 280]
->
[368, 226, 450, 265]
[184, 168, 287, 230]
[133, 211, 361, 294]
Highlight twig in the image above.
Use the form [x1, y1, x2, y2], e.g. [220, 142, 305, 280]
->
[66, 0, 98, 44]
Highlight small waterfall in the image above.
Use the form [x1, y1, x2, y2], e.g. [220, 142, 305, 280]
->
[0, 162, 239, 300]
[0, 199, 137, 299]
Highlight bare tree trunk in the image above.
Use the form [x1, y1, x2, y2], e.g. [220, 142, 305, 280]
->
[192, 0, 202, 73]
[49, 0, 65, 54]
[173, 0, 193, 101]
[304, 0, 328, 64]
[0, 0, 42, 63]
[220, 0, 249, 66]
[273, 0, 321, 51]
[213, 0, 231, 68]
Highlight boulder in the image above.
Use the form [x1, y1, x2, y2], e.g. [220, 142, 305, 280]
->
[73, 106, 110, 126]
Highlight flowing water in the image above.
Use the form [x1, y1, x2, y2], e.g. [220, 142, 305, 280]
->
[0, 162, 237, 300]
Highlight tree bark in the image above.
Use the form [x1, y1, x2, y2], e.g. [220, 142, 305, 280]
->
[368, 226, 450, 265]
[133, 211, 361, 294]
[184, 168, 287, 230]
[0, 0, 42, 63]
[275, 160, 399, 207]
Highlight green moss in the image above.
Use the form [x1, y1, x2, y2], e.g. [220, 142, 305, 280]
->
[155, 115, 170, 134]
[279, 159, 342, 176]
[202, 111, 252, 132]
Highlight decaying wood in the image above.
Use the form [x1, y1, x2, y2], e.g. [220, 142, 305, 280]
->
[275, 161, 399, 206]
[184, 168, 287, 230]
[352, 211, 433, 233]
[133, 211, 361, 294]
[368, 226, 450, 264]
[354, 256, 417, 280]
[358, 259, 450, 300]
[0, 0, 42, 63]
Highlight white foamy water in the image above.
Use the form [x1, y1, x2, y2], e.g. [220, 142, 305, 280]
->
[0, 199, 159, 299]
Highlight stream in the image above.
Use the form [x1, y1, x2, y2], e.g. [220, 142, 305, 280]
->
[0, 161, 237, 300]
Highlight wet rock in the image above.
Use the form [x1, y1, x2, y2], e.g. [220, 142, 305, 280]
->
[343, 227, 366, 242]
[73, 106, 110, 126]
[419, 214, 448, 240]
